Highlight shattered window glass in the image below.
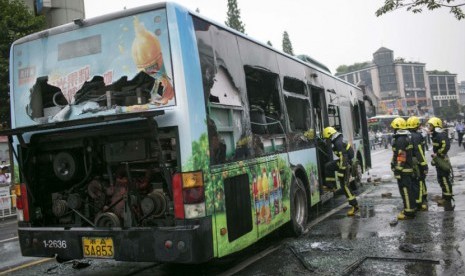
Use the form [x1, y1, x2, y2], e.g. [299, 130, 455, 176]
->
[194, 17, 249, 165]
[12, 9, 174, 128]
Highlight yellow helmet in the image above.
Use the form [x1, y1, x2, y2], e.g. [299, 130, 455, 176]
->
[427, 117, 443, 128]
[406, 116, 420, 129]
[323, 127, 337, 139]
[391, 117, 406, 130]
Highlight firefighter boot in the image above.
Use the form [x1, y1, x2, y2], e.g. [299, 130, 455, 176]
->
[347, 205, 359, 216]
[444, 199, 455, 211]
[397, 211, 414, 220]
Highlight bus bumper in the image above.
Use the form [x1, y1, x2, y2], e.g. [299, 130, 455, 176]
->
[17, 217, 213, 264]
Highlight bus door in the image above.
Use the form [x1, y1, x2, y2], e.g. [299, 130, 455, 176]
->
[310, 86, 332, 196]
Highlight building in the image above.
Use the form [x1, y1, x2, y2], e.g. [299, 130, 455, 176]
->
[458, 81, 465, 106]
[21, 0, 85, 28]
[428, 71, 460, 120]
[336, 47, 445, 117]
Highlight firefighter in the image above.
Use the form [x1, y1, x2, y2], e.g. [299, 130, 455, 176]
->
[322, 126, 358, 216]
[390, 117, 416, 220]
[407, 116, 429, 211]
[428, 117, 454, 211]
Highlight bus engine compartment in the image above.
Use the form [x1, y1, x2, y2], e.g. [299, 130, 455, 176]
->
[19, 120, 179, 229]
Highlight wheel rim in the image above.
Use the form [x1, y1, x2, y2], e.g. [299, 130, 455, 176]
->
[293, 186, 306, 225]
[356, 163, 362, 183]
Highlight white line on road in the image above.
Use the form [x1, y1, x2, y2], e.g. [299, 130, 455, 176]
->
[0, 258, 54, 275]
[0, 236, 18, 243]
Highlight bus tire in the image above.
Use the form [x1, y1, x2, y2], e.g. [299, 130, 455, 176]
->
[350, 160, 363, 191]
[287, 178, 308, 236]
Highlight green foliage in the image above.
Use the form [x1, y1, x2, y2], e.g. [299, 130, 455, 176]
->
[428, 70, 451, 75]
[185, 133, 216, 213]
[436, 101, 459, 121]
[376, 0, 465, 20]
[0, 0, 45, 127]
[335, 62, 371, 75]
[282, 31, 294, 56]
[225, 0, 245, 33]
[267, 40, 273, 47]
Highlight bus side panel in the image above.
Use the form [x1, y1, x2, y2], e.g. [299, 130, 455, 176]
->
[211, 155, 290, 258]
[287, 148, 320, 206]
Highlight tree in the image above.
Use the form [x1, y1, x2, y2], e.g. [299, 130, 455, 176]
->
[225, 0, 245, 33]
[0, 0, 45, 127]
[282, 31, 294, 55]
[436, 101, 459, 121]
[335, 62, 371, 75]
[267, 40, 273, 47]
[376, 0, 465, 20]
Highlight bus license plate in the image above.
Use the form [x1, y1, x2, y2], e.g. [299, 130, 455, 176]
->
[82, 237, 114, 258]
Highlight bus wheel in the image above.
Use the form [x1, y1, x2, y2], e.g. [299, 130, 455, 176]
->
[351, 161, 363, 190]
[288, 178, 308, 236]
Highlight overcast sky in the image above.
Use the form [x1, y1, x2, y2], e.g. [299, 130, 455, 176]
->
[84, 0, 465, 81]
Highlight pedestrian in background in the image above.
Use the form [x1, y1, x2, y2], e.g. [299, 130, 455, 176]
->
[369, 129, 376, 150]
[390, 117, 416, 220]
[428, 117, 454, 211]
[455, 120, 464, 147]
[322, 126, 359, 216]
[0, 167, 8, 184]
[407, 116, 429, 211]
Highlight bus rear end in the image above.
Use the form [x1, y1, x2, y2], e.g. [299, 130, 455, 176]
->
[8, 3, 213, 263]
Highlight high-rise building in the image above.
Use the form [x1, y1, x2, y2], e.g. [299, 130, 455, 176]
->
[336, 47, 460, 117]
[458, 81, 465, 106]
[428, 72, 459, 118]
[21, 0, 85, 28]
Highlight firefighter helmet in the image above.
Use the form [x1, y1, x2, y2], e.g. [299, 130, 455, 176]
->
[427, 117, 443, 128]
[323, 127, 337, 139]
[391, 117, 407, 130]
[406, 116, 421, 129]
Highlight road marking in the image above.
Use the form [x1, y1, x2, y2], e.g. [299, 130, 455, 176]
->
[0, 258, 54, 275]
[0, 236, 18, 243]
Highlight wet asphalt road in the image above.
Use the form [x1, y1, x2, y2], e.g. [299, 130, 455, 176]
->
[237, 143, 465, 276]
[2, 142, 465, 275]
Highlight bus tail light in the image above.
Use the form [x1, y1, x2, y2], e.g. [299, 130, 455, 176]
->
[15, 184, 30, 222]
[172, 171, 206, 219]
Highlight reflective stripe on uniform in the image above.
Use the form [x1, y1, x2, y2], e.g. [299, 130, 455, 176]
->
[443, 176, 452, 195]
[439, 140, 446, 154]
[418, 144, 427, 166]
[403, 187, 411, 210]
[345, 184, 355, 201]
